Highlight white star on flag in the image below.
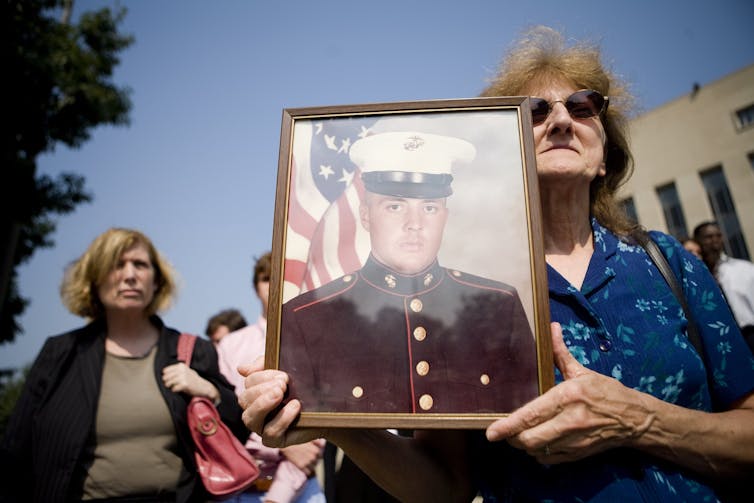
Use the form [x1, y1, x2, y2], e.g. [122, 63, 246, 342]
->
[338, 168, 354, 185]
[318, 165, 334, 179]
[282, 117, 378, 301]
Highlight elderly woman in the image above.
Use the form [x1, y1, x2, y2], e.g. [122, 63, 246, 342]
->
[1, 228, 246, 502]
[238, 27, 754, 502]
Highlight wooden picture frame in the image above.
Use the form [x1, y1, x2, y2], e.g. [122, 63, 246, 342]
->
[266, 97, 553, 429]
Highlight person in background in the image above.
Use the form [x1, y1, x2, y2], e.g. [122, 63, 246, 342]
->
[238, 26, 754, 502]
[0, 227, 246, 503]
[206, 308, 248, 344]
[682, 237, 703, 259]
[694, 221, 754, 353]
[216, 252, 325, 503]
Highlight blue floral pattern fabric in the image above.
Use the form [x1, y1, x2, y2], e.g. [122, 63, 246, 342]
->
[475, 219, 754, 502]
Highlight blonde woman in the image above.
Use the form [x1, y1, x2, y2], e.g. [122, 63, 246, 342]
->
[2, 228, 246, 502]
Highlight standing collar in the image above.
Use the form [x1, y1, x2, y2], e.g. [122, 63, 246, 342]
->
[360, 254, 444, 295]
[548, 217, 622, 296]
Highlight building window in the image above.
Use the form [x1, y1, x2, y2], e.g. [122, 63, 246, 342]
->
[620, 196, 639, 225]
[656, 182, 688, 240]
[700, 165, 750, 260]
[735, 103, 754, 131]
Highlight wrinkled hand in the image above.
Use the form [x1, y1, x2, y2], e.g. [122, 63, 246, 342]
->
[281, 439, 325, 476]
[238, 357, 327, 448]
[486, 323, 654, 464]
[162, 362, 219, 401]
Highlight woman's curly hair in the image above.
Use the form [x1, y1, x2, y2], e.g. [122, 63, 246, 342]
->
[480, 26, 637, 234]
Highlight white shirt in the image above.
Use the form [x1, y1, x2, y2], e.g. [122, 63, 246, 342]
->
[716, 253, 754, 328]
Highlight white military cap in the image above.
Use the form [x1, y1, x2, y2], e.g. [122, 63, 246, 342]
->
[349, 131, 476, 198]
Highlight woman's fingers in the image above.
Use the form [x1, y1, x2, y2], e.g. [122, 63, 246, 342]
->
[237, 355, 265, 377]
[259, 399, 302, 446]
[486, 323, 597, 445]
[486, 382, 564, 442]
[550, 322, 588, 380]
[238, 369, 293, 438]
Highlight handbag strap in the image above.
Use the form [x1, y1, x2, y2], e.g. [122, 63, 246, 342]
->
[177, 332, 197, 367]
[632, 229, 706, 362]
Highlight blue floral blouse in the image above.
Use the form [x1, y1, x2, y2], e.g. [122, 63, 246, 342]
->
[474, 219, 754, 502]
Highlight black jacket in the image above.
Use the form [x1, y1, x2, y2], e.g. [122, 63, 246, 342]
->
[0, 316, 247, 503]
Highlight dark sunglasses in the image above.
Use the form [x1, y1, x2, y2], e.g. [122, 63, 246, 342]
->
[529, 89, 609, 125]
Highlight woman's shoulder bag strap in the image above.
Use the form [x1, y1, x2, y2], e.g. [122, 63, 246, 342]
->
[632, 229, 706, 363]
[177, 333, 197, 367]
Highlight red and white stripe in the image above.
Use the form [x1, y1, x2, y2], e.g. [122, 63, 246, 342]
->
[283, 121, 370, 302]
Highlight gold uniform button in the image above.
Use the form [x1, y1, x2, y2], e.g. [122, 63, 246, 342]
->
[352, 386, 364, 398]
[413, 326, 427, 341]
[416, 361, 429, 376]
[343, 275, 353, 283]
[409, 298, 423, 312]
[480, 374, 490, 385]
[419, 394, 433, 410]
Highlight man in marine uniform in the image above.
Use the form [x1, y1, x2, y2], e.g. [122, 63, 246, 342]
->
[279, 130, 538, 414]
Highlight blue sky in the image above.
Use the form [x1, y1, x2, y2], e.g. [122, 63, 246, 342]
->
[3, 0, 753, 370]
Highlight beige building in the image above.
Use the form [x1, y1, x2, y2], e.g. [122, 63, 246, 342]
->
[620, 63, 754, 259]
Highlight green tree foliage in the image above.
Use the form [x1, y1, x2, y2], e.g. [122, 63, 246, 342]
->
[1, 0, 133, 344]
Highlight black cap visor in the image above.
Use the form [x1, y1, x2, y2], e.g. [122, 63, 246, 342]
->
[361, 171, 453, 198]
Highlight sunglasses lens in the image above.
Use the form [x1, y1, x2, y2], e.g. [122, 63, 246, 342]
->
[530, 98, 550, 124]
[529, 90, 607, 125]
[567, 90, 605, 118]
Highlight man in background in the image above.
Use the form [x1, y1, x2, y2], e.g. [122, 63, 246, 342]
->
[694, 221, 754, 353]
[205, 308, 247, 344]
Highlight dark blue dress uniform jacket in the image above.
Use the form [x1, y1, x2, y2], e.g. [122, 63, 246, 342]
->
[280, 257, 539, 414]
[0, 316, 246, 503]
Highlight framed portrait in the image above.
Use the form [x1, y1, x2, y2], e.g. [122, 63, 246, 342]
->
[266, 97, 553, 429]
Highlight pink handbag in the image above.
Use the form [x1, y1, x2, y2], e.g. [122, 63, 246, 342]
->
[177, 333, 260, 499]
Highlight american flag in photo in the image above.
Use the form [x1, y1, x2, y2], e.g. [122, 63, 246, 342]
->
[283, 116, 377, 302]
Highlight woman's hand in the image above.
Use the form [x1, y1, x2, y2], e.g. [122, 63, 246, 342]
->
[238, 359, 476, 501]
[238, 357, 326, 448]
[281, 439, 325, 476]
[486, 322, 655, 463]
[162, 362, 220, 403]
